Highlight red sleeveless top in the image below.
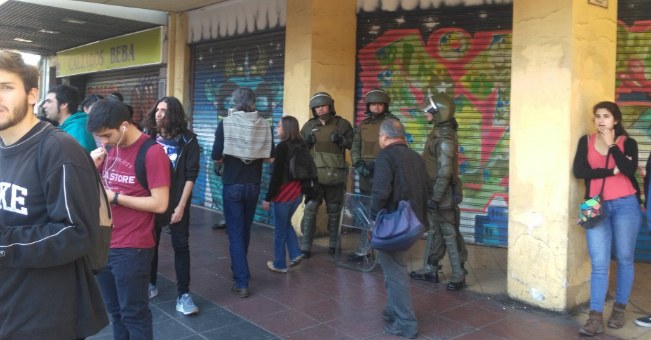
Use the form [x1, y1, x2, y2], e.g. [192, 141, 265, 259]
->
[587, 134, 636, 200]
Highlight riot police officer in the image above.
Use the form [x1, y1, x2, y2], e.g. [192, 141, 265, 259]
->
[410, 93, 468, 291]
[347, 88, 399, 262]
[299, 92, 354, 257]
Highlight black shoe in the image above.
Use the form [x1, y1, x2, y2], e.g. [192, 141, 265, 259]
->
[384, 323, 417, 339]
[212, 220, 226, 230]
[381, 310, 395, 323]
[346, 253, 366, 262]
[230, 284, 249, 298]
[301, 250, 311, 259]
[328, 247, 336, 254]
[446, 279, 466, 291]
[410, 271, 439, 283]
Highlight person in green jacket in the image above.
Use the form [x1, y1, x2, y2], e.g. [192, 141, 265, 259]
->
[42, 85, 97, 153]
[347, 88, 399, 262]
[299, 92, 354, 257]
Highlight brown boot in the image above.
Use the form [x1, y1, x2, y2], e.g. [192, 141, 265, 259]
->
[607, 303, 626, 329]
[579, 310, 604, 336]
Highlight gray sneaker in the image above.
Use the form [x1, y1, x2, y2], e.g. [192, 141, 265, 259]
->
[176, 293, 198, 315]
[148, 284, 158, 299]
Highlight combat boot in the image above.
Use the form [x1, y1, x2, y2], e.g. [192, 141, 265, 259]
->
[578, 310, 604, 336]
[442, 232, 465, 291]
[607, 303, 626, 329]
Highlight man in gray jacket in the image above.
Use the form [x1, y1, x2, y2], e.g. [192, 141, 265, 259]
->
[371, 119, 431, 339]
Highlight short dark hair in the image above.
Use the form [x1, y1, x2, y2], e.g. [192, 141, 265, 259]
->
[48, 85, 81, 114]
[0, 50, 39, 93]
[109, 92, 123, 102]
[143, 96, 188, 138]
[87, 98, 131, 133]
[380, 119, 405, 139]
[593, 101, 629, 137]
[232, 88, 256, 112]
[81, 94, 104, 110]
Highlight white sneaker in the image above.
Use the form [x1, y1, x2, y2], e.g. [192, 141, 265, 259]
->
[148, 284, 158, 299]
[636, 315, 651, 327]
[176, 293, 199, 315]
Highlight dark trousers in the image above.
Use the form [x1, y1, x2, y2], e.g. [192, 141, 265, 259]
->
[150, 211, 191, 297]
[96, 248, 155, 340]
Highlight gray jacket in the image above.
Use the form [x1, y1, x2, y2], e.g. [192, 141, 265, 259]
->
[370, 142, 432, 228]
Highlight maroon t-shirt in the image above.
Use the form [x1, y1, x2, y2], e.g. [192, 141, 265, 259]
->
[99, 134, 170, 248]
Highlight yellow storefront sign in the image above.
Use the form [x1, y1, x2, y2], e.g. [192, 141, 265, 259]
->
[58, 27, 162, 77]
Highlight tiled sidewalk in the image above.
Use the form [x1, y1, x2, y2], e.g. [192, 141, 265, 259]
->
[91, 206, 647, 339]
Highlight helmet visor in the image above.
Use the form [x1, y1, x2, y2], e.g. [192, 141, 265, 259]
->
[418, 94, 439, 115]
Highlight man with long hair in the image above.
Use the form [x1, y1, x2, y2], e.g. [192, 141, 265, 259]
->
[0, 50, 108, 340]
[143, 96, 200, 315]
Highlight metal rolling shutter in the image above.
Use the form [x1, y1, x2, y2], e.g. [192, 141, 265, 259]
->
[355, 5, 512, 246]
[616, 0, 651, 262]
[190, 29, 286, 226]
[84, 66, 164, 126]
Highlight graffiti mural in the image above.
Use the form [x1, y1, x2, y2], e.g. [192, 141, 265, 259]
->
[356, 5, 512, 246]
[191, 31, 286, 225]
[615, 7, 651, 261]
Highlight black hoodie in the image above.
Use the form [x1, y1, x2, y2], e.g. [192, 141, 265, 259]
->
[0, 122, 108, 340]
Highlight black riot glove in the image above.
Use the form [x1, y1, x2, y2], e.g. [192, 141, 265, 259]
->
[364, 161, 375, 172]
[355, 160, 371, 177]
[330, 131, 345, 146]
[304, 133, 316, 146]
[428, 199, 438, 213]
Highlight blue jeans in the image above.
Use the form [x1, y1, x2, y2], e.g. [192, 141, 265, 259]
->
[586, 194, 641, 311]
[95, 248, 154, 340]
[272, 194, 303, 269]
[223, 183, 260, 288]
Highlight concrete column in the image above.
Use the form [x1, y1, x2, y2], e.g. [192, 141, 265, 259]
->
[284, 0, 357, 230]
[508, 0, 618, 311]
[166, 12, 191, 108]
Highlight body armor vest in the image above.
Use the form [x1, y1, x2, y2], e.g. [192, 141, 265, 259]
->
[360, 120, 383, 159]
[311, 117, 343, 155]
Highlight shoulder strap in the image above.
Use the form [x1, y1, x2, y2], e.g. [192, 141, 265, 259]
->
[135, 138, 157, 191]
[36, 127, 62, 185]
[599, 148, 611, 197]
[385, 151, 409, 201]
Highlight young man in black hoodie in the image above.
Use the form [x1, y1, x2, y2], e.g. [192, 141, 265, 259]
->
[88, 99, 170, 340]
[0, 51, 109, 339]
[143, 96, 200, 315]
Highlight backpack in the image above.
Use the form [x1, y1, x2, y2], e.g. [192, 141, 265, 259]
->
[37, 128, 113, 274]
[288, 143, 318, 181]
[134, 138, 176, 227]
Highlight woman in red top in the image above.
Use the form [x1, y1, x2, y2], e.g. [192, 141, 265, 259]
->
[573, 101, 642, 336]
[262, 116, 306, 273]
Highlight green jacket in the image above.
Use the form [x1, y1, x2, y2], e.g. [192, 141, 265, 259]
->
[300, 115, 354, 170]
[59, 111, 96, 153]
[351, 112, 399, 165]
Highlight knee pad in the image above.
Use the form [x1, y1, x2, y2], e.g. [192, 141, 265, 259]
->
[304, 199, 320, 215]
[326, 203, 341, 215]
[440, 224, 457, 238]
